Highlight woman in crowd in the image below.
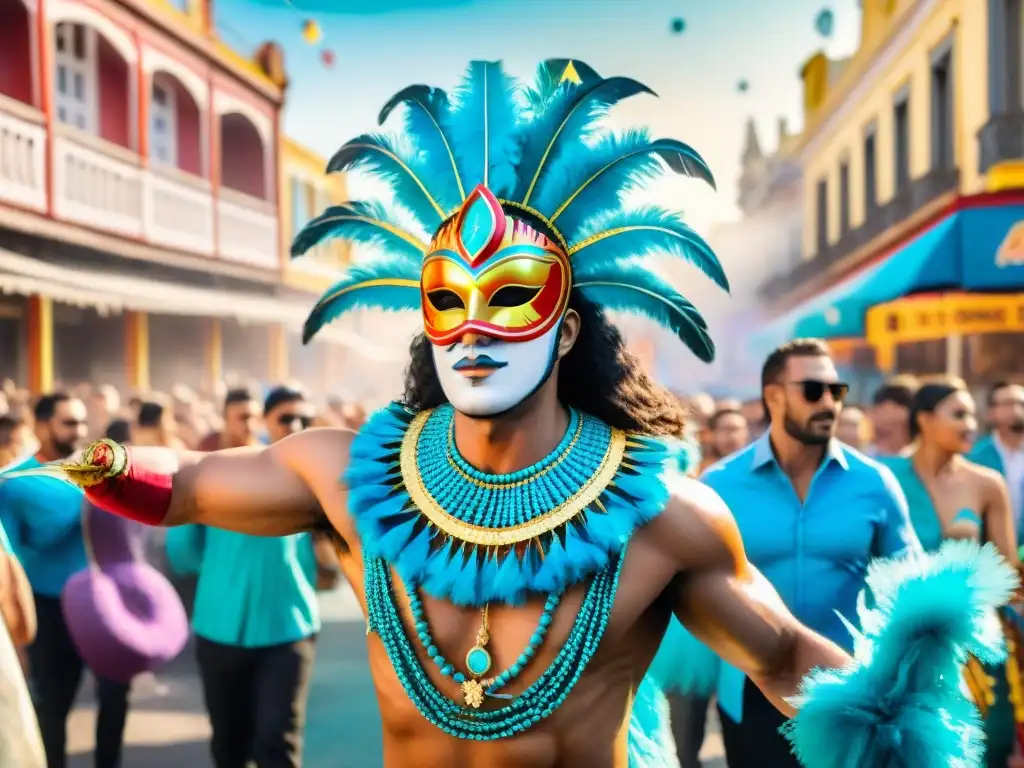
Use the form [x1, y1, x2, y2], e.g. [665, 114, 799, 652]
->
[879, 376, 1021, 767]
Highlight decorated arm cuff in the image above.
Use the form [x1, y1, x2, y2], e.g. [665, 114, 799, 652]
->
[63, 439, 173, 527]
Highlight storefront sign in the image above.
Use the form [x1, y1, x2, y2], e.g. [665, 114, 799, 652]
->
[866, 293, 1024, 343]
[996, 221, 1024, 266]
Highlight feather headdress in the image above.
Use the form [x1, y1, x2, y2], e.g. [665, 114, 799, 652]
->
[292, 59, 728, 361]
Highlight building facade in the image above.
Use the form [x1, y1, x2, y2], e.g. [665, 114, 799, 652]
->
[0, 0, 330, 396]
[757, 0, 1024, 388]
[694, 116, 803, 396]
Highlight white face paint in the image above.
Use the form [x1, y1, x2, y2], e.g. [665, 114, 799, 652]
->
[432, 324, 560, 417]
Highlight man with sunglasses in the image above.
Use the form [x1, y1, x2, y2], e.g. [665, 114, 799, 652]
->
[701, 339, 920, 768]
[165, 385, 329, 768]
[0, 393, 131, 768]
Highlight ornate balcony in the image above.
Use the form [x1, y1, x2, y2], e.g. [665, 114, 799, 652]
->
[0, 97, 48, 213]
[217, 188, 280, 270]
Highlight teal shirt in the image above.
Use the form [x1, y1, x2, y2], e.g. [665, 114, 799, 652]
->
[876, 456, 945, 552]
[166, 525, 321, 648]
[0, 456, 88, 596]
[970, 435, 1005, 475]
[0, 517, 12, 553]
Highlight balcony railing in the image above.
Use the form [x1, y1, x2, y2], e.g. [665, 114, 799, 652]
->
[146, 167, 215, 255]
[0, 97, 281, 271]
[0, 97, 47, 213]
[217, 189, 280, 270]
[53, 128, 144, 237]
[758, 167, 960, 302]
[978, 112, 1024, 173]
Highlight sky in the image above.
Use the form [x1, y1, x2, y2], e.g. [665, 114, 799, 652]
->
[215, 0, 865, 233]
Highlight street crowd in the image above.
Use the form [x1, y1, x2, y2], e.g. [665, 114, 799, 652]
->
[0, 338, 1023, 768]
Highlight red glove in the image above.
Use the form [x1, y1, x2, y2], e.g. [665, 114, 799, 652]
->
[63, 439, 173, 526]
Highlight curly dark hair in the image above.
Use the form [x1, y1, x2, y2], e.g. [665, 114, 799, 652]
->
[401, 291, 688, 437]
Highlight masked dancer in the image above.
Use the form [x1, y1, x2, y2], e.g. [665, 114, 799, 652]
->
[14, 60, 1019, 767]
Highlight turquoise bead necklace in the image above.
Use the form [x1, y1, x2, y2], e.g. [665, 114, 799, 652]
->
[405, 584, 562, 707]
[415, 404, 612, 529]
[364, 543, 628, 739]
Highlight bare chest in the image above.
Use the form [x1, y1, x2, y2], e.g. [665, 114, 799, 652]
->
[334, 528, 675, 764]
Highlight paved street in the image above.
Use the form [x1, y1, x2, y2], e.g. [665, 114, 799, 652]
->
[68, 587, 725, 767]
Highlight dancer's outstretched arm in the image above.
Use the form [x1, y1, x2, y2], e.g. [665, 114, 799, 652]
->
[662, 477, 851, 716]
[61, 428, 353, 537]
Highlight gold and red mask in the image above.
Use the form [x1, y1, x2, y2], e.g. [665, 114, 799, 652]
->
[420, 185, 572, 346]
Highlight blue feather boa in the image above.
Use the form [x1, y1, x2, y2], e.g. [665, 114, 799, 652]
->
[783, 540, 1018, 768]
[344, 402, 683, 606]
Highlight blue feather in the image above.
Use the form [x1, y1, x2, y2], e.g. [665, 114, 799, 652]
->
[378, 84, 465, 211]
[783, 540, 1018, 768]
[302, 259, 422, 344]
[537, 130, 715, 240]
[326, 133, 447, 229]
[571, 207, 729, 293]
[442, 61, 522, 198]
[575, 265, 714, 362]
[647, 618, 721, 698]
[627, 675, 679, 768]
[515, 77, 655, 207]
[291, 201, 427, 264]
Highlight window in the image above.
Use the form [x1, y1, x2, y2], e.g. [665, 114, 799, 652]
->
[864, 124, 878, 210]
[838, 160, 850, 236]
[150, 80, 178, 168]
[893, 90, 911, 192]
[815, 177, 828, 254]
[930, 40, 954, 170]
[54, 23, 97, 133]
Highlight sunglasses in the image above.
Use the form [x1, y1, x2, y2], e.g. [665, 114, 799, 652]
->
[789, 380, 849, 404]
[277, 414, 313, 429]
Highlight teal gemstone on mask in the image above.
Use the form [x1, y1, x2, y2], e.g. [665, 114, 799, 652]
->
[467, 647, 492, 677]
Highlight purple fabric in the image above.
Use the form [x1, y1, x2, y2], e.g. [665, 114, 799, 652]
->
[61, 506, 188, 683]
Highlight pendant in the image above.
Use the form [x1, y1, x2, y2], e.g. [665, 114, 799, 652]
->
[466, 645, 492, 678]
[461, 679, 485, 709]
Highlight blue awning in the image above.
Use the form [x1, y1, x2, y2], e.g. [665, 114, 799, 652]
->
[959, 204, 1024, 290]
[746, 269, 877, 358]
[793, 215, 960, 338]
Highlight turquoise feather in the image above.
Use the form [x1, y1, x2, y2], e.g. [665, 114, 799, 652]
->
[326, 133, 446, 229]
[576, 264, 714, 362]
[783, 540, 1018, 768]
[344, 403, 673, 606]
[515, 76, 655, 206]
[539, 130, 715, 242]
[521, 60, 605, 120]
[298, 59, 727, 364]
[647, 618, 720, 698]
[627, 675, 681, 768]
[377, 84, 465, 211]
[572, 206, 728, 292]
[442, 61, 521, 198]
[290, 201, 427, 265]
[303, 260, 422, 344]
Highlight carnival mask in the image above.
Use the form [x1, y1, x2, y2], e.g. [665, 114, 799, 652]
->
[424, 186, 571, 416]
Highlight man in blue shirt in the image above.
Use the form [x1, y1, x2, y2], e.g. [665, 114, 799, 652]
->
[167, 385, 336, 768]
[0, 393, 131, 768]
[702, 339, 920, 768]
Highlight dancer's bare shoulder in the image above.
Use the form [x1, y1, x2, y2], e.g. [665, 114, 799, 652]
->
[275, 426, 360, 540]
[643, 473, 748, 576]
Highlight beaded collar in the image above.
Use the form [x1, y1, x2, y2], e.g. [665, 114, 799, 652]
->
[344, 402, 679, 606]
